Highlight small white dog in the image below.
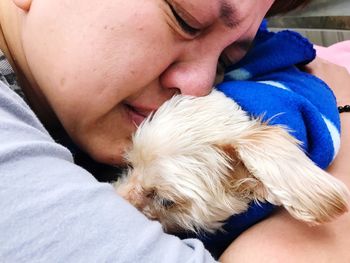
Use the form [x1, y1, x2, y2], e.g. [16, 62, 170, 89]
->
[115, 90, 349, 234]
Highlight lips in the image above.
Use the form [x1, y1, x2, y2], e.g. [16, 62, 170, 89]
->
[125, 103, 155, 126]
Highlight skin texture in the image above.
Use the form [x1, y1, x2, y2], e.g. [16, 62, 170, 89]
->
[0, 0, 273, 165]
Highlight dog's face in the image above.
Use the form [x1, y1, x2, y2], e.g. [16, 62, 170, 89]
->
[115, 90, 349, 234]
[116, 139, 264, 234]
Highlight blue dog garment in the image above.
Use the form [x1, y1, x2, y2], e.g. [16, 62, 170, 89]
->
[183, 22, 341, 258]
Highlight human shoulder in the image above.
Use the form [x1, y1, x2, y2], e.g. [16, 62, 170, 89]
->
[0, 78, 50, 138]
[0, 80, 216, 263]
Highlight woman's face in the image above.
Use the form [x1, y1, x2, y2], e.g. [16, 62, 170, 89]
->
[21, 0, 274, 164]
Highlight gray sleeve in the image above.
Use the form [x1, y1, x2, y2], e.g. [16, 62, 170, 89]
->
[0, 84, 216, 263]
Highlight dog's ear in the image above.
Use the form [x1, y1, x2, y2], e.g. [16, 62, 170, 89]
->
[229, 121, 349, 224]
[217, 144, 267, 203]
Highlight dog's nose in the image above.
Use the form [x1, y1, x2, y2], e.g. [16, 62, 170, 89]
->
[116, 183, 147, 209]
[125, 189, 151, 211]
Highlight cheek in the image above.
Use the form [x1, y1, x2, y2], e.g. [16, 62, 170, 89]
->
[21, 0, 179, 163]
[23, 0, 177, 117]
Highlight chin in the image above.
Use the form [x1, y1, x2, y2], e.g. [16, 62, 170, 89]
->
[82, 136, 132, 166]
[114, 90, 349, 234]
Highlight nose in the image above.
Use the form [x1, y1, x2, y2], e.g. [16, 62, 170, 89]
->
[159, 58, 218, 97]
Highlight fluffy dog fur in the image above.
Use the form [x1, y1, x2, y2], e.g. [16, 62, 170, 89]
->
[115, 90, 349, 234]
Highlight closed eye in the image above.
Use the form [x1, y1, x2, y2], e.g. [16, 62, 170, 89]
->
[158, 197, 175, 209]
[165, 0, 200, 36]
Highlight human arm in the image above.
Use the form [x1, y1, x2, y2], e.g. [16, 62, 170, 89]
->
[0, 85, 216, 262]
[306, 57, 350, 185]
[219, 58, 350, 263]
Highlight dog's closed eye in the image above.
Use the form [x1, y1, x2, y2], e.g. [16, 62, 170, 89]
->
[152, 193, 175, 209]
[144, 189, 176, 209]
[158, 198, 175, 209]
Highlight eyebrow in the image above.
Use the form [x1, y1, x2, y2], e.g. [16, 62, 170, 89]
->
[219, 0, 240, 28]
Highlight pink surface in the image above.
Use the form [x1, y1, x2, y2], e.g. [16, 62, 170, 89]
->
[315, 41, 350, 73]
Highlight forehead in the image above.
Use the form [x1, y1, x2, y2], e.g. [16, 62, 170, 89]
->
[174, 0, 271, 28]
[175, 0, 226, 19]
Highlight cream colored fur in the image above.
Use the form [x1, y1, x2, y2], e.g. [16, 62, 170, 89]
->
[115, 90, 349, 234]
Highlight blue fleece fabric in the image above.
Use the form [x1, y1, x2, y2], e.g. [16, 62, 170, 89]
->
[184, 22, 341, 258]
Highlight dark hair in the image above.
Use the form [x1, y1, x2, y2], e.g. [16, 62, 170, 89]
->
[267, 0, 312, 16]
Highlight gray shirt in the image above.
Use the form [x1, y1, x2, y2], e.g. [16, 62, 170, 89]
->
[0, 69, 216, 262]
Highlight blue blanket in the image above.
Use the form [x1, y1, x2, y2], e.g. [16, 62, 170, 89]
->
[185, 22, 341, 258]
